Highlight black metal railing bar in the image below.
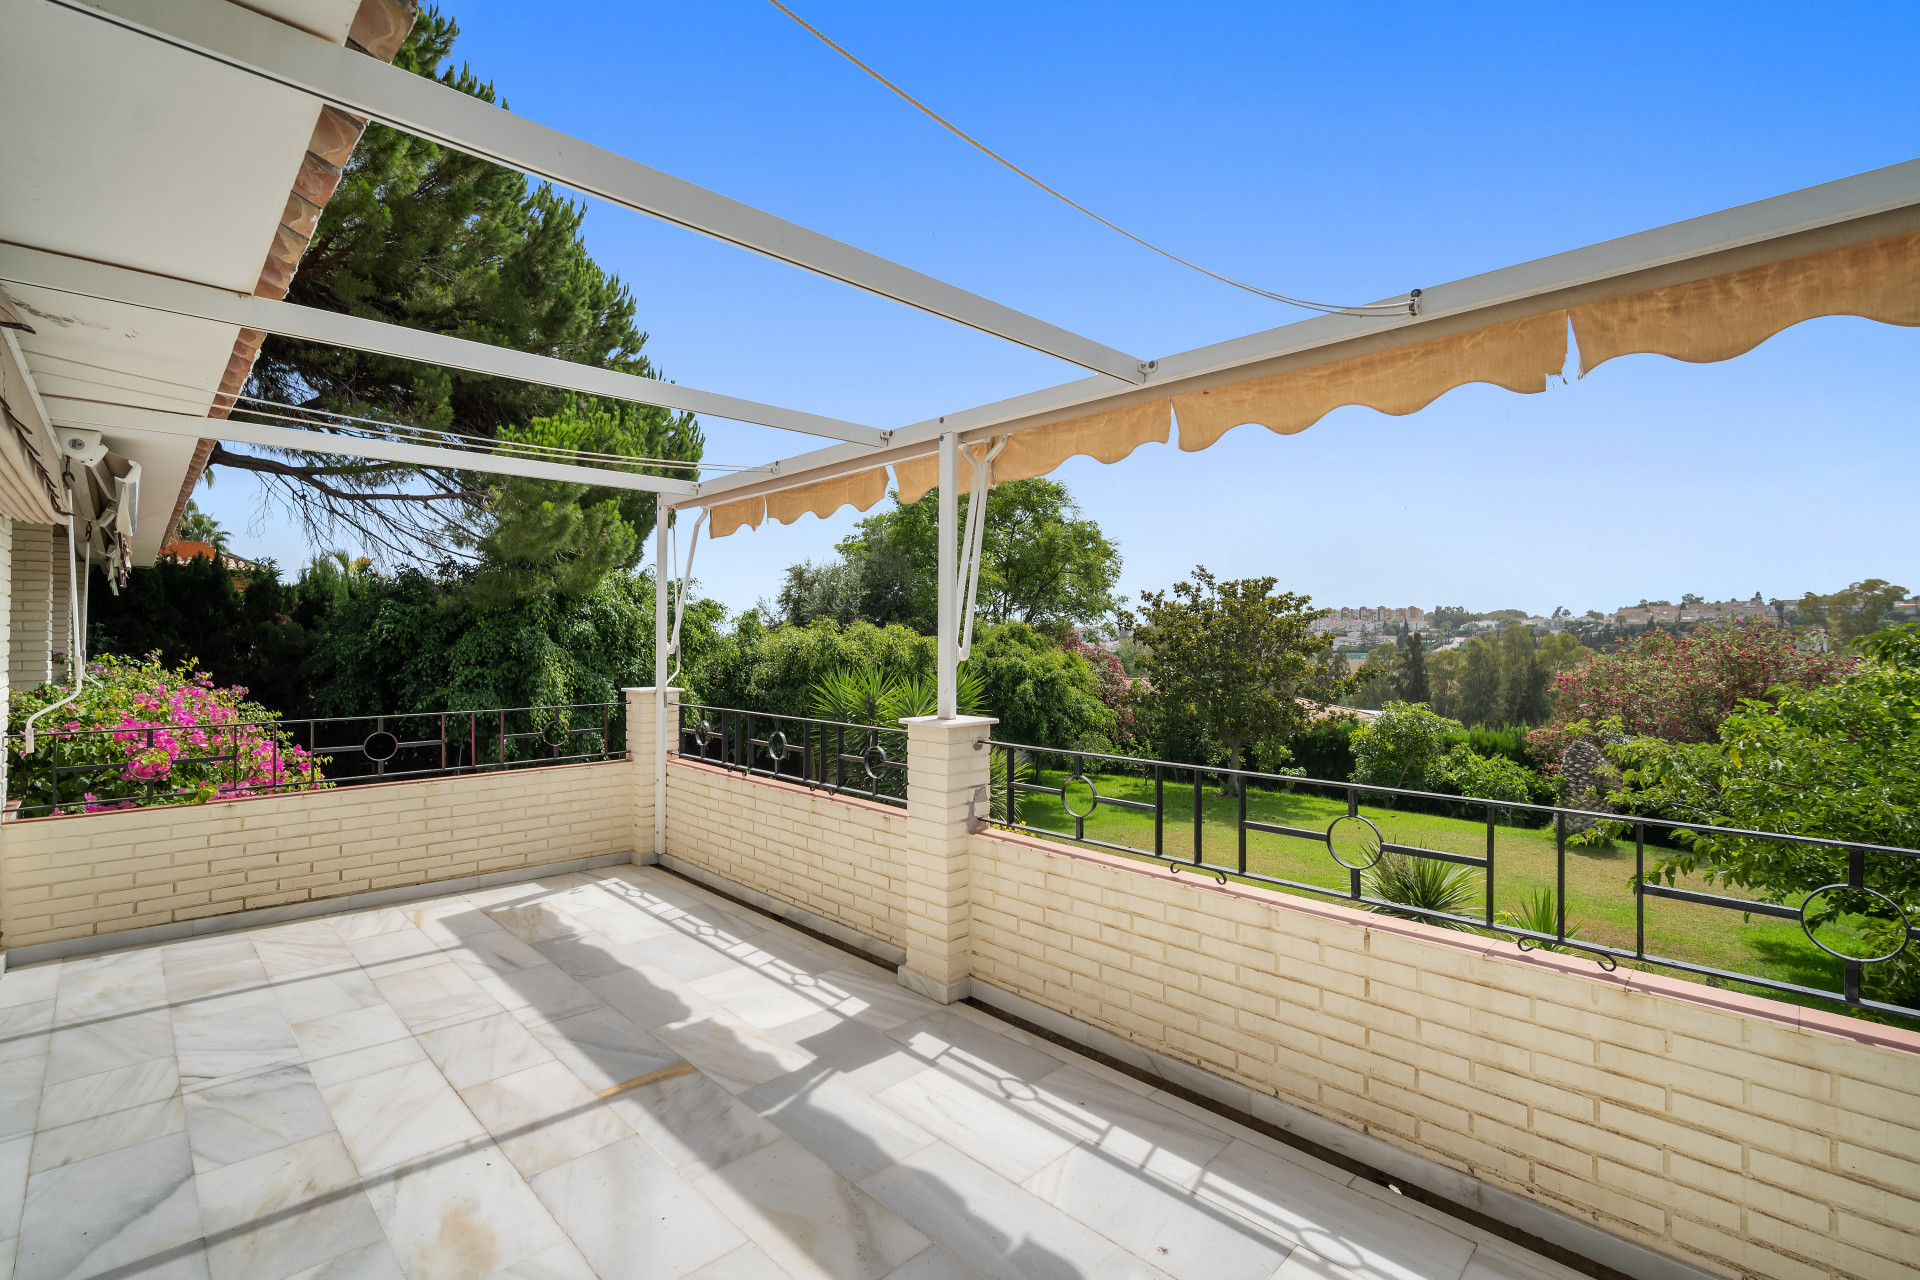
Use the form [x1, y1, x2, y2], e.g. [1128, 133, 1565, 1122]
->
[986, 738, 1920, 1022]
[672, 702, 908, 808]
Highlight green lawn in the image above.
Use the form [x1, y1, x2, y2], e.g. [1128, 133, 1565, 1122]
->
[1002, 767, 1911, 1027]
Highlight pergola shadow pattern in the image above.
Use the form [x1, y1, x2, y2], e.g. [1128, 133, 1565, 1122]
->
[0, 863, 1581, 1280]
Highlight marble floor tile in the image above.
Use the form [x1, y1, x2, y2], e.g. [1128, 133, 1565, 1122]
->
[374, 961, 503, 1031]
[346, 929, 448, 977]
[619, 931, 751, 984]
[416, 1011, 553, 1089]
[1024, 1144, 1289, 1280]
[1082, 1249, 1180, 1280]
[532, 936, 630, 982]
[173, 1000, 301, 1085]
[585, 965, 713, 1032]
[872, 1069, 1079, 1185]
[184, 1060, 336, 1172]
[322, 1059, 485, 1174]
[768, 1016, 929, 1098]
[486, 902, 589, 946]
[407, 900, 502, 946]
[1266, 1248, 1357, 1280]
[0, 1056, 46, 1142]
[683, 1242, 794, 1280]
[364, 1135, 569, 1280]
[1456, 1248, 1582, 1280]
[286, 1237, 409, 1280]
[0, 1001, 55, 1066]
[477, 967, 604, 1029]
[460, 1061, 633, 1178]
[564, 905, 675, 947]
[603, 1070, 783, 1177]
[529, 1007, 679, 1092]
[0, 967, 60, 1013]
[810, 969, 939, 1033]
[32, 1054, 185, 1172]
[694, 1137, 928, 1280]
[883, 1012, 1066, 1093]
[44, 1006, 174, 1085]
[1011, 1067, 1233, 1189]
[489, 1240, 601, 1279]
[251, 922, 358, 979]
[273, 963, 390, 1025]
[857, 1141, 1117, 1280]
[163, 937, 269, 1005]
[881, 1245, 987, 1280]
[331, 908, 415, 942]
[443, 931, 553, 982]
[740, 1072, 934, 1183]
[1194, 1141, 1476, 1280]
[195, 1130, 386, 1280]
[54, 949, 167, 1018]
[1342, 1184, 1590, 1280]
[293, 1005, 427, 1087]
[529, 1135, 745, 1280]
[16, 1130, 204, 1280]
[690, 967, 834, 1031]
[653, 1012, 815, 1094]
[0, 1131, 34, 1246]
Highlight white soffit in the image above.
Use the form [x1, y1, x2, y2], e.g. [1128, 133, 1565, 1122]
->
[0, 0, 360, 546]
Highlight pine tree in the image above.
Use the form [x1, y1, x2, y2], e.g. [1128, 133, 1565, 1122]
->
[224, 8, 701, 563]
[1400, 629, 1430, 704]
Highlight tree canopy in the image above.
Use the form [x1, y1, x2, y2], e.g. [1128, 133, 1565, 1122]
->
[227, 8, 700, 563]
[1124, 567, 1360, 782]
[770, 480, 1121, 634]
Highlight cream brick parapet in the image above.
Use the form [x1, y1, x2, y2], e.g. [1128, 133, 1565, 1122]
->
[966, 828, 1920, 1280]
[897, 714, 995, 1004]
[0, 760, 631, 952]
[622, 685, 680, 857]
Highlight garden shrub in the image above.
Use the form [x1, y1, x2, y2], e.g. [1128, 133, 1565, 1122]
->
[7, 655, 321, 813]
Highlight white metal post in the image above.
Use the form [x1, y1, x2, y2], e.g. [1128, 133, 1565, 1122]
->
[936, 431, 958, 719]
[653, 512, 670, 856]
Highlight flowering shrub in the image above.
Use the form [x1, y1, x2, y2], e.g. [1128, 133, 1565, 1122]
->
[1527, 621, 1851, 769]
[7, 654, 325, 815]
[1060, 631, 1139, 751]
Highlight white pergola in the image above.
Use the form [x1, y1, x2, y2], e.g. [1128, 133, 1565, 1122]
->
[4, 0, 1918, 852]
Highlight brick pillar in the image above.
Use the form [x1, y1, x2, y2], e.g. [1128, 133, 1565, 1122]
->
[898, 714, 996, 1003]
[623, 686, 681, 859]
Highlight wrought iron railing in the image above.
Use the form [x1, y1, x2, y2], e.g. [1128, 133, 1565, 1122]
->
[7, 702, 624, 818]
[674, 702, 907, 808]
[987, 739, 1920, 1022]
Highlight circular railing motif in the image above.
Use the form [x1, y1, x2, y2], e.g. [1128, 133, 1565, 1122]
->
[862, 744, 889, 780]
[1062, 773, 1100, 819]
[540, 720, 572, 749]
[1326, 814, 1385, 871]
[1798, 884, 1911, 964]
[765, 729, 789, 762]
[362, 730, 400, 763]
[695, 719, 714, 759]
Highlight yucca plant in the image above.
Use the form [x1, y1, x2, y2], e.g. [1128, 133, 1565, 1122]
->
[1362, 851, 1478, 929]
[1496, 888, 1584, 952]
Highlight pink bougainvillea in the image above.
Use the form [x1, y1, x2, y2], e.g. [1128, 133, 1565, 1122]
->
[9, 654, 325, 815]
[1526, 621, 1852, 769]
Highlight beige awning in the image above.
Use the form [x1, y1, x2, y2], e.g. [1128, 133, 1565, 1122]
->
[1171, 310, 1570, 450]
[1570, 227, 1920, 374]
[707, 466, 892, 537]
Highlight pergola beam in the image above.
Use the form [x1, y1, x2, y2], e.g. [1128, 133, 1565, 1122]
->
[682, 156, 1920, 508]
[48, 399, 702, 496]
[0, 243, 884, 446]
[56, 0, 1153, 386]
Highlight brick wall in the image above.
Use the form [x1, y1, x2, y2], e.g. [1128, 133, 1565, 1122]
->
[664, 758, 910, 952]
[967, 830, 1920, 1280]
[7, 521, 51, 690]
[0, 760, 631, 950]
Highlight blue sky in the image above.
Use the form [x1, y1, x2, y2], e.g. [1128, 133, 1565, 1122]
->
[203, 0, 1920, 616]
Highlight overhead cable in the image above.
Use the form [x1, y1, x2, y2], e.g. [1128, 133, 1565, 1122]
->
[762, 0, 1417, 318]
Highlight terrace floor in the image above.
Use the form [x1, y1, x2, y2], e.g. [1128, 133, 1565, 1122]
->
[0, 862, 1588, 1280]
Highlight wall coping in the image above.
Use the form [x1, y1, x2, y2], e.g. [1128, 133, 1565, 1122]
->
[978, 827, 1920, 1058]
[3, 757, 630, 827]
[669, 755, 907, 823]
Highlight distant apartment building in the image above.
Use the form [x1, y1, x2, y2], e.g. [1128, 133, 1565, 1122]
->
[1312, 606, 1426, 636]
[1611, 596, 1773, 627]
